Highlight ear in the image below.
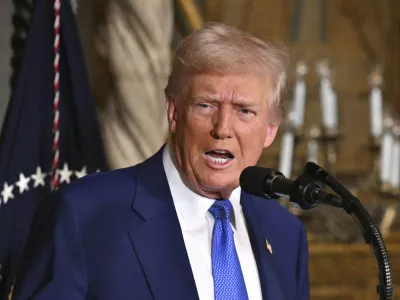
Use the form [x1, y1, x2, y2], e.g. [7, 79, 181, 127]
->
[263, 122, 279, 148]
[166, 95, 178, 134]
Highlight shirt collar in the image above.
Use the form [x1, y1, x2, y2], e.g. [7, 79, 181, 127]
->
[162, 144, 242, 231]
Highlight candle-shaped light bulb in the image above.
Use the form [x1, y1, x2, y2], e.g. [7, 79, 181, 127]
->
[279, 126, 295, 178]
[291, 61, 308, 129]
[380, 117, 394, 185]
[317, 60, 338, 131]
[307, 126, 321, 164]
[390, 125, 400, 189]
[327, 89, 338, 130]
[368, 67, 383, 138]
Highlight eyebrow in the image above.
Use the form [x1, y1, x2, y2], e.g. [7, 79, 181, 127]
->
[192, 95, 259, 107]
[192, 95, 219, 102]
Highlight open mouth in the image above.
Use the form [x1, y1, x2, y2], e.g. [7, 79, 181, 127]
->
[204, 150, 234, 165]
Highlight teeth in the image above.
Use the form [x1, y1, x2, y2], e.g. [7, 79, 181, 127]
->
[205, 154, 230, 164]
[214, 150, 227, 154]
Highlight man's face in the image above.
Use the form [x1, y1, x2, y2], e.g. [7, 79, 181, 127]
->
[167, 73, 279, 199]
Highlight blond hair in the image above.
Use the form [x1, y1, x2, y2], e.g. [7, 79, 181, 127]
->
[165, 22, 289, 121]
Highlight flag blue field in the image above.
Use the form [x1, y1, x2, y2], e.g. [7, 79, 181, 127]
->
[0, 0, 108, 297]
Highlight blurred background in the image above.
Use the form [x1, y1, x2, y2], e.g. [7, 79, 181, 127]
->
[0, 0, 399, 299]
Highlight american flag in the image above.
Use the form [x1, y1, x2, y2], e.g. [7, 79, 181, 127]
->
[0, 0, 107, 297]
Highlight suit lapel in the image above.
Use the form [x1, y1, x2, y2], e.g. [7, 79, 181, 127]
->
[241, 192, 285, 300]
[127, 148, 199, 300]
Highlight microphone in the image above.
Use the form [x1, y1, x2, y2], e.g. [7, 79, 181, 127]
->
[239, 166, 343, 209]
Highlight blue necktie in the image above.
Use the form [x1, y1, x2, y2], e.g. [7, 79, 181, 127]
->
[209, 200, 249, 300]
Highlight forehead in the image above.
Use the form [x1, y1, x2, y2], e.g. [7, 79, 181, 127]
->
[188, 73, 272, 103]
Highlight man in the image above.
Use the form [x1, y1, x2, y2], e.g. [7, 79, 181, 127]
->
[13, 23, 309, 300]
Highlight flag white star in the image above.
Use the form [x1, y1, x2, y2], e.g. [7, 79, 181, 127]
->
[59, 163, 73, 184]
[16, 173, 31, 193]
[75, 166, 87, 179]
[31, 167, 47, 187]
[1, 182, 14, 204]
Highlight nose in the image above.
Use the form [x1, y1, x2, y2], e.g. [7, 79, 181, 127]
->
[210, 107, 233, 140]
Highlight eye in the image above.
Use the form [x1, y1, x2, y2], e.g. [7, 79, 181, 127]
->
[193, 103, 215, 116]
[198, 103, 211, 109]
[197, 103, 216, 110]
[239, 108, 254, 115]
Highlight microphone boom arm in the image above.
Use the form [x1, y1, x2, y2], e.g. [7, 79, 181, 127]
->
[304, 162, 393, 300]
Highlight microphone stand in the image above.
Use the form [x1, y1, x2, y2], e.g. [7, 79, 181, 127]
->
[303, 162, 393, 300]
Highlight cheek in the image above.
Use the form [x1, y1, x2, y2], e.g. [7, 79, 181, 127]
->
[241, 141, 264, 162]
[179, 116, 210, 156]
[236, 125, 268, 159]
[183, 114, 212, 140]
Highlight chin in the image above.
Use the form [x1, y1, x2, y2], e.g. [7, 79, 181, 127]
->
[199, 176, 239, 194]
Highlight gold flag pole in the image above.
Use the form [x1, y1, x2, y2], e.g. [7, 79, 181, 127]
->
[176, 0, 204, 31]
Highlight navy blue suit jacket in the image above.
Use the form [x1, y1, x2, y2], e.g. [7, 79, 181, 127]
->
[13, 148, 309, 300]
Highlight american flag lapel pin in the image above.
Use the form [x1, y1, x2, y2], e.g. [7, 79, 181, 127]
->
[265, 239, 273, 255]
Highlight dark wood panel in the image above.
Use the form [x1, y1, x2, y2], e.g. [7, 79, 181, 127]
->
[386, 0, 400, 116]
[308, 241, 400, 300]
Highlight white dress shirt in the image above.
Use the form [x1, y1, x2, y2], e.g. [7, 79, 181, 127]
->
[163, 146, 263, 300]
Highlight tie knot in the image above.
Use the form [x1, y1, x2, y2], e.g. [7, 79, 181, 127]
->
[209, 200, 233, 220]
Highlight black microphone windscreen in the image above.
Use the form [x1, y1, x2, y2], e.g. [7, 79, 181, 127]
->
[239, 166, 277, 198]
